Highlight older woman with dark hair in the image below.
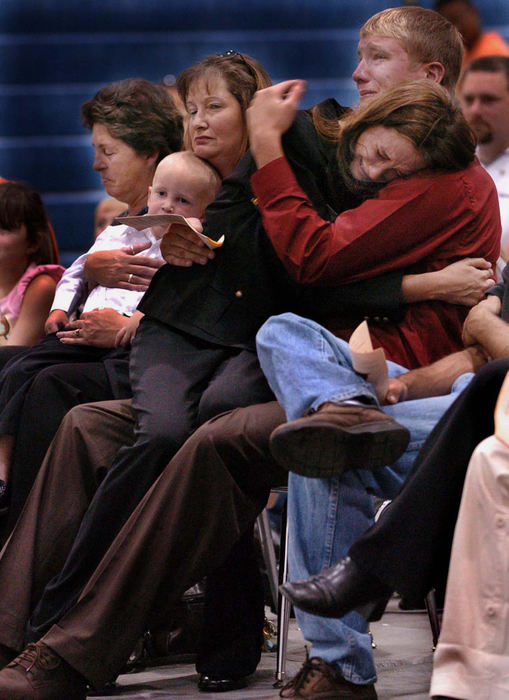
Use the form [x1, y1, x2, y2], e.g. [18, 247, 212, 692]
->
[1, 78, 182, 521]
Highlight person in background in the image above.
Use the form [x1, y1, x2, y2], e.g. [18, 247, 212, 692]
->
[460, 55, 509, 279]
[0, 181, 63, 349]
[161, 73, 186, 114]
[429, 372, 509, 699]
[435, 0, 509, 71]
[93, 197, 127, 239]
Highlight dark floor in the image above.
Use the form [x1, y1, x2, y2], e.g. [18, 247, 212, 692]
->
[92, 600, 434, 699]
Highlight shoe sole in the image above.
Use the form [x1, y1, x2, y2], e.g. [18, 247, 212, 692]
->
[198, 677, 248, 692]
[270, 420, 410, 477]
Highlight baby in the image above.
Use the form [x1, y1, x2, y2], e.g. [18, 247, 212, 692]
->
[114, 152, 221, 344]
[47, 151, 221, 334]
[0, 151, 221, 510]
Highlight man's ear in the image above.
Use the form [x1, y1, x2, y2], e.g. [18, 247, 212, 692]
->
[425, 62, 446, 84]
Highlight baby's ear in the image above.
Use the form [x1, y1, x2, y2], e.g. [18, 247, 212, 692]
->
[148, 185, 152, 197]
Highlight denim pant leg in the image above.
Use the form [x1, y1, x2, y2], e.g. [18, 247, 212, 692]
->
[256, 313, 380, 420]
[288, 373, 473, 684]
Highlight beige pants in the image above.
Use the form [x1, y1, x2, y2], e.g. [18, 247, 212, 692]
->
[430, 435, 509, 699]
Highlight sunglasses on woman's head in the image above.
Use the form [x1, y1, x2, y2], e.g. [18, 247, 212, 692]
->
[216, 50, 257, 80]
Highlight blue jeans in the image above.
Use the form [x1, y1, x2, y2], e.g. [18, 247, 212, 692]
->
[256, 313, 472, 684]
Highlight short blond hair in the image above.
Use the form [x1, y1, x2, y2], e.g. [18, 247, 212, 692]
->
[157, 151, 221, 205]
[361, 6, 463, 93]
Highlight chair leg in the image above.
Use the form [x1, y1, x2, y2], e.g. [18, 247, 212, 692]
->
[275, 501, 290, 686]
[425, 588, 441, 650]
[256, 508, 279, 611]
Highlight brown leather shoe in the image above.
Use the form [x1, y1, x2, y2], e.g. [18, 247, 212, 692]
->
[273, 655, 377, 698]
[0, 642, 87, 699]
[269, 403, 410, 477]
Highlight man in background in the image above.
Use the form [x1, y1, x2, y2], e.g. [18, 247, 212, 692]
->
[435, 0, 509, 70]
[460, 55, 509, 278]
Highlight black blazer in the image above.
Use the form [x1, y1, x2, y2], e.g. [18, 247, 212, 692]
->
[139, 101, 403, 350]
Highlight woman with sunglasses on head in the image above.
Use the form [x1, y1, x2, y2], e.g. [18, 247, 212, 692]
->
[0, 51, 317, 694]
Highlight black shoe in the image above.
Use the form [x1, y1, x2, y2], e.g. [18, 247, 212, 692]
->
[280, 556, 392, 621]
[269, 403, 410, 477]
[198, 673, 248, 692]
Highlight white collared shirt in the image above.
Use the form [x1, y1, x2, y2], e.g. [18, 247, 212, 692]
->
[482, 149, 509, 281]
[51, 224, 163, 317]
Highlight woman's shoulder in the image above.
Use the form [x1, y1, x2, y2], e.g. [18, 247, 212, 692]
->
[19, 263, 64, 289]
[387, 158, 492, 193]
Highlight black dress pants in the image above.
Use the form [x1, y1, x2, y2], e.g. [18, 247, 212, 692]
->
[0, 346, 27, 371]
[350, 357, 509, 599]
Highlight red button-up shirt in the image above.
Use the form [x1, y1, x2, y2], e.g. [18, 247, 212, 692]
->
[251, 156, 500, 368]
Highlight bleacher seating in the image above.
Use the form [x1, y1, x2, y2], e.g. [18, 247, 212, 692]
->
[1, 0, 508, 265]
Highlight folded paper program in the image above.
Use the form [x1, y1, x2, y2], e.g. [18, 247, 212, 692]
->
[349, 320, 388, 403]
[118, 214, 225, 249]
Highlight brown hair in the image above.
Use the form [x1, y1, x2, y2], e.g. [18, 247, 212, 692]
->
[336, 80, 476, 191]
[361, 6, 464, 94]
[461, 55, 509, 86]
[177, 52, 272, 154]
[81, 78, 183, 163]
[0, 181, 59, 265]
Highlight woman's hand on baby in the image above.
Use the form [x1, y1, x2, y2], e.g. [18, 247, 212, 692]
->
[45, 309, 69, 335]
[85, 243, 164, 291]
[432, 258, 496, 306]
[160, 221, 215, 267]
[57, 308, 127, 348]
